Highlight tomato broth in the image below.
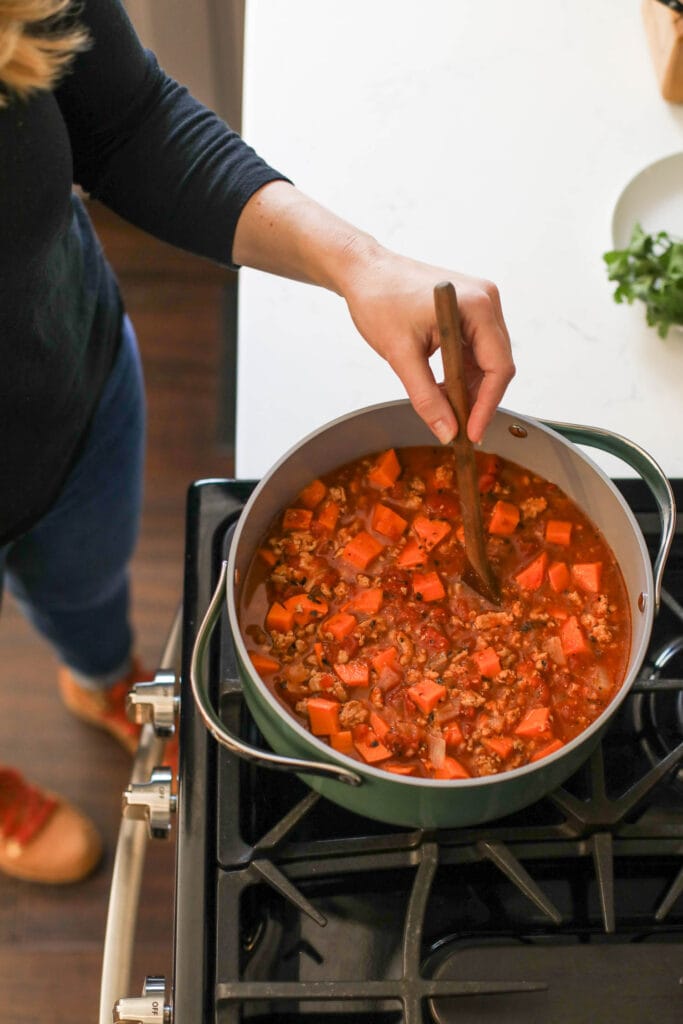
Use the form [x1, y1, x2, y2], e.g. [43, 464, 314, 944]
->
[239, 446, 631, 780]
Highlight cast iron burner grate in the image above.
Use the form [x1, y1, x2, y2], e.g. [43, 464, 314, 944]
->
[174, 478, 683, 1024]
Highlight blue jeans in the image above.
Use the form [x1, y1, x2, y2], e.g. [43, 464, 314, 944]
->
[0, 315, 145, 686]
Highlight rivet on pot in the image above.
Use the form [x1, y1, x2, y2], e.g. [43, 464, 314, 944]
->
[638, 592, 647, 613]
[508, 423, 528, 438]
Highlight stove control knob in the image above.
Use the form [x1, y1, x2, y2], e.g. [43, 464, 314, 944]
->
[113, 975, 172, 1023]
[126, 670, 180, 737]
[122, 767, 177, 839]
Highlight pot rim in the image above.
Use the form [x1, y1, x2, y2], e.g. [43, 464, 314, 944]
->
[228, 400, 656, 790]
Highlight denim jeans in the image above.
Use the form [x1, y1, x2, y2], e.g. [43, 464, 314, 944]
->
[0, 315, 145, 686]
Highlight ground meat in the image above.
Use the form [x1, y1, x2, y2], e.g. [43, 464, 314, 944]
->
[458, 689, 486, 709]
[339, 700, 369, 728]
[395, 632, 415, 665]
[270, 630, 296, 652]
[330, 680, 349, 702]
[433, 464, 454, 488]
[469, 749, 501, 775]
[581, 617, 613, 644]
[474, 611, 514, 631]
[520, 497, 548, 520]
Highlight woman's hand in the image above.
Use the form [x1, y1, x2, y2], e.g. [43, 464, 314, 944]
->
[233, 182, 515, 442]
[339, 239, 514, 444]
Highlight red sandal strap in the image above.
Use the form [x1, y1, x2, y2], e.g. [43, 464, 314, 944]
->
[0, 768, 58, 846]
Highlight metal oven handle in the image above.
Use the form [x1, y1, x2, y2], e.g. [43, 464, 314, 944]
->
[99, 607, 182, 1024]
[190, 559, 362, 786]
[543, 420, 676, 615]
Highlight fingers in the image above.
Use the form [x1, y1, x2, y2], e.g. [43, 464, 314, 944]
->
[460, 281, 515, 443]
[391, 351, 458, 445]
[467, 360, 515, 443]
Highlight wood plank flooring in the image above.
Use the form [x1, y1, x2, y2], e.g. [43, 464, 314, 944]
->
[0, 203, 236, 1023]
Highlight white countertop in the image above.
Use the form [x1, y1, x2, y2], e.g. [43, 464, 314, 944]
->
[237, 0, 683, 480]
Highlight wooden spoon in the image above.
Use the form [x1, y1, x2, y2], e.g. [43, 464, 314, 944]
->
[434, 281, 501, 605]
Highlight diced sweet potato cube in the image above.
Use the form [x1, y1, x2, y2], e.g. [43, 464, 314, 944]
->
[514, 706, 551, 737]
[371, 503, 408, 541]
[433, 756, 470, 779]
[330, 730, 354, 755]
[515, 552, 548, 591]
[412, 515, 451, 550]
[412, 571, 446, 602]
[407, 679, 447, 714]
[334, 660, 370, 687]
[560, 615, 590, 656]
[545, 520, 572, 546]
[265, 602, 295, 633]
[368, 448, 402, 489]
[307, 697, 341, 736]
[571, 562, 602, 593]
[249, 652, 280, 675]
[282, 507, 313, 531]
[530, 738, 564, 762]
[548, 561, 570, 593]
[298, 478, 327, 509]
[353, 729, 392, 763]
[323, 612, 357, 641]
[488, 500, 520, 536]
[342, 531, 384, 570]
[483, 736, 514, 759]
[396, 538, 427, 568]
[472, 646, 501, 678]
[316, 500, 340, 532]
[343, 588, 384, 615]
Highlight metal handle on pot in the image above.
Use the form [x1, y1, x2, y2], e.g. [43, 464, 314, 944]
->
[190, 559, 362, 786]
[543, 420, 676, 614]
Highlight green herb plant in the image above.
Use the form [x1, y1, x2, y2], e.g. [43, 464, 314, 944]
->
[603, 223, 683, 338]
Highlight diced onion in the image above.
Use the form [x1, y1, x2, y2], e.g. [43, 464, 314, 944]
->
[590, 665, 613, 696]
[427, 732, 446, 768]
[545, 635, 566, 666]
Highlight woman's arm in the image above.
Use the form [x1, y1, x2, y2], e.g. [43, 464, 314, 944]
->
[233, 180, 515, 444]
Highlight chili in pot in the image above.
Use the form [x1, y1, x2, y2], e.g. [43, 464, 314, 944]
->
[239, 445, 631, 781]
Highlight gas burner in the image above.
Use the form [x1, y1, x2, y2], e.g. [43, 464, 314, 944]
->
[161, 477, 683, 1024]
[633, 635, 683, 792]
[427, 932, 683, 1024]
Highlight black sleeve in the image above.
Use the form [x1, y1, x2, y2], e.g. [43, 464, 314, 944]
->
[54, 0, 289, 266]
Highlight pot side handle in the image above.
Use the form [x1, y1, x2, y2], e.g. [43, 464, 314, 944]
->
[190, 560, 362, 786]
[542, 420, 676, 615]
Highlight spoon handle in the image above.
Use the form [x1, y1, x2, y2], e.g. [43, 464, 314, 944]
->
[434, 281, 500, 604]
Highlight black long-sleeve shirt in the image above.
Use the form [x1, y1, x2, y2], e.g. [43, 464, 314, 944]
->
[0, 0, 285, 543]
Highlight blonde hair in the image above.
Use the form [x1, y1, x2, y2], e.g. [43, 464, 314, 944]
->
[0, 0, 88, 104]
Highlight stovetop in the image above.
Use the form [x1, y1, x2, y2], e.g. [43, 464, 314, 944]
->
[173, 477, 683, 1024]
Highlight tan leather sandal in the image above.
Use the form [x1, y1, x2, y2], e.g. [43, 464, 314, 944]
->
[0, 767, 102, 884]
[58, 658, 148, 755]
[58, 659, 178, 783]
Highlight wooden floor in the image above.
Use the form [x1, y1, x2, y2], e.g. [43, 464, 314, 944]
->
[0, 204, 236, 1023]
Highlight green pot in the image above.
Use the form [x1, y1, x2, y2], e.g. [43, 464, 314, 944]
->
[191, 402, 675, 829]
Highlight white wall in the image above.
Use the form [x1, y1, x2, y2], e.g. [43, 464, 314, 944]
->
[236, 0, 683, 480]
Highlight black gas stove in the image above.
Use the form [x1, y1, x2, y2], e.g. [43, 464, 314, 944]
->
[172, 477, 683, 1024]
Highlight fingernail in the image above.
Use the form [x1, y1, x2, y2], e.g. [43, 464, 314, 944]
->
[433, 419, 454, 445]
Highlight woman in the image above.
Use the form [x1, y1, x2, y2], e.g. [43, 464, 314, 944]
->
[0, 0, 514, 883]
